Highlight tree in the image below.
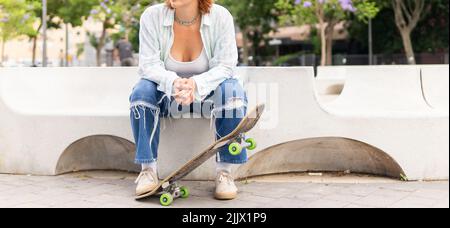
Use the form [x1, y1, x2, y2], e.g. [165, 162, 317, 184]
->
[25, 0, 96, 66]
[56, 0, 96, 66]
[218, 0, 280, 66]
[392, 0, 431, 64]
[411, 0, 448, 54]
[0, 0, 37, 64]
[26, 0, 64, 66]
[114, 0, 144, 37]
[107, 0, 155, 54]
[87, 0, 134, 66]
[276, 0, 379, 65]
[348, 0, 448, 59]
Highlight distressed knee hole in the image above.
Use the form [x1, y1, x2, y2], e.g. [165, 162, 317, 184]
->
[222, 97, 246, 111]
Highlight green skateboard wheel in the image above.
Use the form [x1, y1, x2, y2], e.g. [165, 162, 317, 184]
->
[180, 186, 189, 198]
[160, 193, 173, 206]
[245, 138, 257, 150]
[229, 142, 242, 156]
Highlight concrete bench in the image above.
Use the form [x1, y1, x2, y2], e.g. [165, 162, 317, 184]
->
[0, 67, 141, 175]
[324, 66, 436, 117]
[236, 67, 448, 181]
[316, 65, 449, 114]
[421, 65, 449, 111]
[1, 66, 448, 180]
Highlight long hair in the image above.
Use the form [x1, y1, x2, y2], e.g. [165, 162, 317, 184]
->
[165, 0, 214, 14]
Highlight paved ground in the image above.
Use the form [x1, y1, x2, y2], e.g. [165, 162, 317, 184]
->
[0, 171, 448, 208]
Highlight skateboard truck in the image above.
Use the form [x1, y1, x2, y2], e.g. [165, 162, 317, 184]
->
[228, 134, 257, 156]
[159, 182, 190, 206]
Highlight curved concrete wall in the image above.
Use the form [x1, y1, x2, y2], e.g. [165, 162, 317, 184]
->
[236, 137, 404, 179]
[56, 135, 138, 174]
[1, 66, 449, 180]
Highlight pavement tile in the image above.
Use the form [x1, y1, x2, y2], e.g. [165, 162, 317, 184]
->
[389, 196, 439, 208]
[0, 173, 448, 208]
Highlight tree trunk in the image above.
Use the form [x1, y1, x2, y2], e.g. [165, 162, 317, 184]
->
[96, 48, 101, 66]
[316, 5, 327, 66]
[400, 29, 416, 64]
[325, 23, 335, 65]
[32, 36, 37, 66]
[319, 21, 327, 66]
[392, 0, 427, 65]
[32, 23, 42, 66]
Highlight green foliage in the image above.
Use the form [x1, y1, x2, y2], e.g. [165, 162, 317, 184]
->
[400, 173, 408, 182]
[87, 31, 99, 49]
[275, 0, 379, 26]
[217, 0, 280, 64]
[76, 42, 84, 58]
[55, 0, 96, 26]
[119, 0, 162, 53]
[275, 0, 380, 65]
[349, 0, 449, 54]
[2, 0, 446, 64]
[88, 0, 118, 27]
[273, 52, 301, 66]
[310, 28, 321, 55]
[218, 0, 279, 32]
[352, 1, 379, 23]
[0, 0, 38, 41]
[129, 22, 140, 52]
[409, 0, 448, 53]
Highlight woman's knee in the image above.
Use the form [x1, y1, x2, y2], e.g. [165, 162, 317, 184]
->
[129, 79, 159, 105]
[210, 79, 247, 120]
[217, 79, 247, 103]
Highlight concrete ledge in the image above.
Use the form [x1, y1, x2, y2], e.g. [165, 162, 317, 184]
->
[1, 66, 448, 180]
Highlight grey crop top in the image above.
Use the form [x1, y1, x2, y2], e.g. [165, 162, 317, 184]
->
[165, 48, 209, 78]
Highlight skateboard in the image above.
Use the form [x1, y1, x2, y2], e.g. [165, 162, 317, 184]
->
[135, 103, 265, 205]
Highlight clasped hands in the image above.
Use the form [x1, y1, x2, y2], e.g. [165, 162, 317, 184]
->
[173, 78, 196, 106]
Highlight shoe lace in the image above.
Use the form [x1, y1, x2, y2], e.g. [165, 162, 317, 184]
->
[219, 172, 234, 185]
[135, 170, 155, 184]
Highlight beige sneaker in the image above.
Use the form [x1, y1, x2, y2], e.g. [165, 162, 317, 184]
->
[214, 171, 238, 200]
[135, 170, 158, 196]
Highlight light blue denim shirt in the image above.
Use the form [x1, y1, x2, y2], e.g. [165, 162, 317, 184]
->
[138, 3, 239, 101]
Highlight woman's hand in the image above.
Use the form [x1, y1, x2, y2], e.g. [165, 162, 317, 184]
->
[173, 78, 196, 106]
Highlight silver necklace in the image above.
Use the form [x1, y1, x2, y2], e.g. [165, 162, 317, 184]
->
[175, 13, 199, 26]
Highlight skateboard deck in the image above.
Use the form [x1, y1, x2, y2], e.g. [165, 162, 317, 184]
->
[135, 103, 265, 204]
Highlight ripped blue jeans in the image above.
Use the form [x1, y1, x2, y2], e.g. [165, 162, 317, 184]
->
[129, 78, 248, 164]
